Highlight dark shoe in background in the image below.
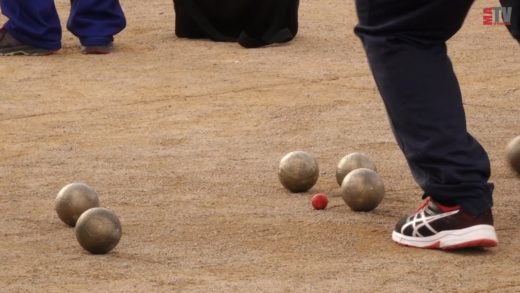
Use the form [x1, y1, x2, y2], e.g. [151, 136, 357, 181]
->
[0, 28, 56, 56]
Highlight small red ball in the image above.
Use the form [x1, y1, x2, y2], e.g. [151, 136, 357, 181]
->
[311, 193, 328, 210]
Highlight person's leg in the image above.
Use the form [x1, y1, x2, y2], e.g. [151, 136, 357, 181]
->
[500, 0, 520, 42]
[67, 0, 126, 48]
[355, 0, 493, 217]
[0, 0, 61, 50]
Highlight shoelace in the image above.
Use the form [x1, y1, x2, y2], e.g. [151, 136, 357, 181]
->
[415, 196, 460, 214]
[415, 197, 432, 213]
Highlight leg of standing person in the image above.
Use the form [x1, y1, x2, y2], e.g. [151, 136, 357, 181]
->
[500, 0, 520, 42]
[0, 0, 61, 55]
[354, 0, 498, 249]
[67, 0, 126, 54]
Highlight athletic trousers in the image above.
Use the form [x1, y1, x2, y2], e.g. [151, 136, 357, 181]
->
[354, 0, 519, 215]
[1, 0, 126, 50]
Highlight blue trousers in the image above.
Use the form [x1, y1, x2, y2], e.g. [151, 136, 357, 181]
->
[1, 0, 126, 50]
[354, 0, 520, 216]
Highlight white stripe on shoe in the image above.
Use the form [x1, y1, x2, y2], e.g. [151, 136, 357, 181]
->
[401, 209, 460, 237]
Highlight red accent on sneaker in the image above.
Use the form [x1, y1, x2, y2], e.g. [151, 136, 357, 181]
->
[425, 241, 441, 249]
[83, 48, 111, 54]
[419, 196, 460, 213]
[443, 239, 498, 250]
[435, 202, 461, 213]
[415, 197, 432, 212]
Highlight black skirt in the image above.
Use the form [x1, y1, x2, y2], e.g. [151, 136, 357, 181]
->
[173, 0, 299, 48]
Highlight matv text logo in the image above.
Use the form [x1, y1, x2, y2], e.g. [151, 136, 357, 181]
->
[483, 6, 512, 26]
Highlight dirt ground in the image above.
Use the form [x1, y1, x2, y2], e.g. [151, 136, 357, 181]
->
[1, 0, 520, 292]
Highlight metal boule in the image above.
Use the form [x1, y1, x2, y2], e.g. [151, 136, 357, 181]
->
[341, 168, 384, 212]
[336, 153, 376, 186]
[75, 207, 122, 254]
[55, 182, 100, 227]
[278, 151, 319, 193]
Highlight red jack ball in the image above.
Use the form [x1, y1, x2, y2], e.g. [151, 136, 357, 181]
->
[311, 193, 328, 210]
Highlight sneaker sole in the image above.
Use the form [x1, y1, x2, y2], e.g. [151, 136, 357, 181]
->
[81, 48, 111, 55]
[80, 46, 112, 55]
[0, 50, 55, 56]
[392, 224, 498, 250]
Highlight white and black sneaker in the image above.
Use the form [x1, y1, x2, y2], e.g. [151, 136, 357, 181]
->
[392, 197, 498, 250]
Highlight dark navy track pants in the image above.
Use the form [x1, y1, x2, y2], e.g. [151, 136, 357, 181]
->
[355, 0, 518, 215]
[1, 0, 126, 50]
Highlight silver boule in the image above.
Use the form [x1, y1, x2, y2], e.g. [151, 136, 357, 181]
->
[341, 168, 384, 212]
[506, 136, 520, 174]
[55, 183, 100, 227]
[278, 151, 319, 193]
[336, 153, 377, 186]
[75, 207, 122, 254]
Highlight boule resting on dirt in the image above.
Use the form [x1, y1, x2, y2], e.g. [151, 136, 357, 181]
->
[278, 151, 319, 193]
[75, 207, 122, 254]
[55, 182, 100, 227]
[336, 152, 377, 186]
